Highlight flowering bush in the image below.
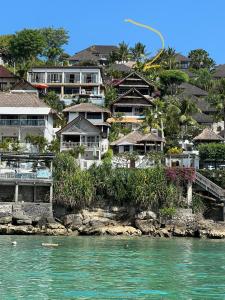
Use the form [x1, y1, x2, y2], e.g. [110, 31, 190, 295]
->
[165, 167, 196, 183]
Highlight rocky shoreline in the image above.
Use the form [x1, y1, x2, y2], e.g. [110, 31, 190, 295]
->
[1, 207, 225, 238]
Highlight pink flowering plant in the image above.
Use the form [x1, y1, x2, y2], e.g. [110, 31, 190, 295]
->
[165, 167, 196, 184]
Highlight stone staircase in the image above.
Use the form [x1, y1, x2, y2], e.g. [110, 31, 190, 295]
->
[195, 172, 225, 202]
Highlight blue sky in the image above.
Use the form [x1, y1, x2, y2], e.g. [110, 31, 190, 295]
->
[1, 0, 225, 64]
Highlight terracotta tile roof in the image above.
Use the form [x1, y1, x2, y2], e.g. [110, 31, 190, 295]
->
[63, 103, 110, 113]
[0, 92, 48, 107]
[0, 66, 17, 78]
[193, 128, 224, 141]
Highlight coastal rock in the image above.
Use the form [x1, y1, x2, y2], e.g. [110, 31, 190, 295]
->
[81, 225, 142, 236]
[63, 214, 83, 227]
[135, 219, 160, 235]
[16, 219, 32, 225]
[136, 210, 157, 220]
[0, 216, 12, 224]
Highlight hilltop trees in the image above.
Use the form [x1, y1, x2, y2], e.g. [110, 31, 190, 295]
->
[188, 49, 215, 70]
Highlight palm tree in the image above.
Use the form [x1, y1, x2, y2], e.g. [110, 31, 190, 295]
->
[130, 42, 147, 62]
[208, 78, 225, 138]
[118, 41, 130, 63]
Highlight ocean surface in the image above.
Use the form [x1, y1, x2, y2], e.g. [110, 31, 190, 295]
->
[0, 236, 225, 300]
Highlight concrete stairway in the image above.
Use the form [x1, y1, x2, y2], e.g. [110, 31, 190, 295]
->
[195, 172, 225, 201]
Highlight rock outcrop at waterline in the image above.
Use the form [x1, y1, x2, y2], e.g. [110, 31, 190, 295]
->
[1, 207, 225, 238]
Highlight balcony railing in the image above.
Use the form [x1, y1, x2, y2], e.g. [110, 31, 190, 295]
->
[0, 170, 52, 180]
[0, 119, 45, 126]
[61, 141, 100, 149]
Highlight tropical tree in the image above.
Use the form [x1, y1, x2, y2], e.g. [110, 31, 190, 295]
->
[9, 29, 45, 64]
[190, 68, 213, 91]
[208, 78, 225, 138]
[0, 34, 13, 64]
[118, 41, 130, 62]
[160, 47, 177, 70]
[188, 49, 215, 70]
[130, 42, 147, 62]
[39, 27, 69, 64]
[104, 85, 117, 107]
[159, 70, 189, 95]
[43, 91, 64, 112]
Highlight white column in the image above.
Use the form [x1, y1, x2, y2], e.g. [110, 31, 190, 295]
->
[14, 184, 18, 202]
[187, 181, 192, 207]
[49, 184, 53, 203]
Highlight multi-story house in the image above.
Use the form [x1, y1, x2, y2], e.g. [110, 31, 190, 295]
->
[27, 66, 105, 106]
[58, 115, 107, 169]
[58, 103, 111, 169]
[113, 71, 155, 97]
[0, 92, 55, 145]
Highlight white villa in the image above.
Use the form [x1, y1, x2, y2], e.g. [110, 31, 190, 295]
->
[0, 92, 56, 144]
[27, 66, 105, 106]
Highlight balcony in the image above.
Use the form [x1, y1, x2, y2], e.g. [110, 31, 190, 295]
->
[61, 141, 100, 150]
[0, 119, 45, 126]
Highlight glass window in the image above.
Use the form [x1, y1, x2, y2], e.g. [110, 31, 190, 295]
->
[29, 72, 45, 83]
[124, 145, 130, 152]
[82, 73, 98, 83]
[64, 73, 80, 83]
[47, 73, 62, 83]
[86, 112, 102, 119]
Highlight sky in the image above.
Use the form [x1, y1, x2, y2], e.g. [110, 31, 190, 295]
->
[1, 0, 225, 64]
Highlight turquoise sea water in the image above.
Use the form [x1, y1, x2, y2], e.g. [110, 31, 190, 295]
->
[0, 236, 225, 300]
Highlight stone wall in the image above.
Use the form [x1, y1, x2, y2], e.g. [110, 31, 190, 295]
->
[0, 202, 53, 225]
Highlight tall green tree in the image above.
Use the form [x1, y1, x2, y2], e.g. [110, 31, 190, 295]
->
[39, 27, 69, 64]
[188, 49, 215, 70]
[0, 34, 13, 64]
[208, 78, 225, 138]
[118, 41, 130, 62]
[9, 29, 45, 64]
[190, 68, 213, 91]
[159, 70, 189, 95]
[130, 42, 147, 62]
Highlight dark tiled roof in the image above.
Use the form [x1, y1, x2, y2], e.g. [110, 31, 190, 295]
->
[179, 82, 208, 96]
[63, 103, 110, 113]
[108, 63, 131, 73]
[213, 64, 225, 78]
[193, 128, 224, 141]
[192, 112, 214, 124]
[112, 87, 154, 106]
[0, 66, 17, 78]
[11, 79, 37, 91]
[137, 132, 165, 143]
[175, 53, 191, 62]
[57, 115, 100, 135]
[111, 131, 164, 146]
[111, 131, 143, 146]
[69, 45, 118, 61]
[0, 92, 48, 107]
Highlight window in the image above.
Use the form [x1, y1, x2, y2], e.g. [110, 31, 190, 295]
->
[64, 73, 80, 83]
[115, 107, 132, 113]
[47, 73, 62, 83]
[0, 82, 7, 91]
[82, 73, 98, 83]
[124, 145, 130, 152]
[86, 112, 102, 119]
[29, 72, 45, 83]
